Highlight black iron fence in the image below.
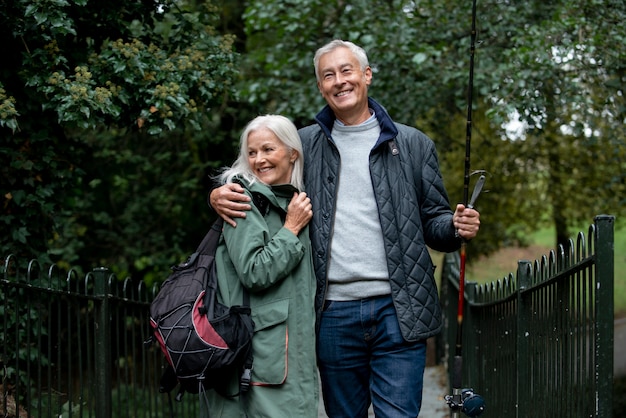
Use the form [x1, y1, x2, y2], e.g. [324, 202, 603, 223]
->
[2, 214, 615, 417]
[440, 215, 615, 417]
[0, 259, 198, 418]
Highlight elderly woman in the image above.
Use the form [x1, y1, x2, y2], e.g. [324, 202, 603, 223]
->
[207, 115, 318, 417]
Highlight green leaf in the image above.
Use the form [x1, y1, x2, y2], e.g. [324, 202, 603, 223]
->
[13, 227, 30, 244]
[411, 53, 428, 65]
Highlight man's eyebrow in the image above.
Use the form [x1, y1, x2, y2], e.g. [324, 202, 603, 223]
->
[321, 63, 354, 73]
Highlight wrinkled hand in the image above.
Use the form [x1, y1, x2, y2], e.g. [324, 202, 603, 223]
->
[453, 204, 480, 240]
[284, 192, 313, 236]
[210, 183, 251, 227]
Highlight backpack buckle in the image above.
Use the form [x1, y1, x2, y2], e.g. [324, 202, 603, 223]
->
[240, 367, 252, 393]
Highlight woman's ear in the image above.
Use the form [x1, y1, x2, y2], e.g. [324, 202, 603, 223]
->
[290, 150, 299, 164]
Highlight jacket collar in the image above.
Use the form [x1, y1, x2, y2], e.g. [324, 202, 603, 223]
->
[234, 177, 298, 211]
[314, 97, 399, 149]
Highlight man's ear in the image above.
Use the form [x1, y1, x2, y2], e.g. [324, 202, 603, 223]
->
[364, 66, 373, 86]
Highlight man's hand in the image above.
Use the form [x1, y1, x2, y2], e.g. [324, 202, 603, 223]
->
[453, 204, 481, 240]
[210, 183, 251, 227]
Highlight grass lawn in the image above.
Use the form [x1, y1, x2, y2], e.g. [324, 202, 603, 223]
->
[441, 218, 625, 318]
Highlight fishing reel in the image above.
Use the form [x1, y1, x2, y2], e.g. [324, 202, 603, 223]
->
[445, 388, 486, 417]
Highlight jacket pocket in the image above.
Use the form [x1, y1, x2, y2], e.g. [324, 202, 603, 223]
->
[250, 298, 289, 385]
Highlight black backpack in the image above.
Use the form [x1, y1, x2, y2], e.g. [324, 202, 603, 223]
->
[149, 217, 255, 400]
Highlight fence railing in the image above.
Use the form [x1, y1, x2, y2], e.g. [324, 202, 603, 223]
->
[440, 215, 615, 417]
[0, 259, 199, 418]
[2, 214, 615, 417]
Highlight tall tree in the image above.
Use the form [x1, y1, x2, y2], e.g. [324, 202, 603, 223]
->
[0, 0, 239, 281]
[2, 0, 624, 278]
[485, 0, 626, 247]
[238, 0, 626, 253]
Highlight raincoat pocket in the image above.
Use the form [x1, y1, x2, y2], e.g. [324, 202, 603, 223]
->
[250, 298, 289, 385]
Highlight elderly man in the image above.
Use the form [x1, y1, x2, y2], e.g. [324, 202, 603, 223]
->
[210, 40, 480, 417]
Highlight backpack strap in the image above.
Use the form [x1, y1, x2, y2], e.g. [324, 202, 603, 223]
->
[239, 284, 253, 393]
[237, 189, 270, 395]
[208, 184, 272, 395]
[195, 217, 224, 256]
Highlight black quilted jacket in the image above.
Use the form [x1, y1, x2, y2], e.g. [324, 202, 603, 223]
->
[299, 98, 463, 342]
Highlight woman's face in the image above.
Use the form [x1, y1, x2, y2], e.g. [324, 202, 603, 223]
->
[247, 128, 296, 185]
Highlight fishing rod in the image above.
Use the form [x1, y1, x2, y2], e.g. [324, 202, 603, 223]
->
[444, 0, 486, 416]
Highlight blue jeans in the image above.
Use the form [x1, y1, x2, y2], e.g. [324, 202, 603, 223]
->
[317, 295, 427, 418]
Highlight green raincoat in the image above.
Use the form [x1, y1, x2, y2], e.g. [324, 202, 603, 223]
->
[205, 179, 318, 418]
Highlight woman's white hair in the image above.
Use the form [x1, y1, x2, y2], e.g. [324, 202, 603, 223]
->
[313, 39, 370, 81]
[217, 115, 305, 191]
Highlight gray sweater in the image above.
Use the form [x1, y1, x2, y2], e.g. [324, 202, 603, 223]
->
[326, 114, 391, 300]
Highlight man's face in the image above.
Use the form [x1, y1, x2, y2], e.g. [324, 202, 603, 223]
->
[316, 47, 372, 124]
